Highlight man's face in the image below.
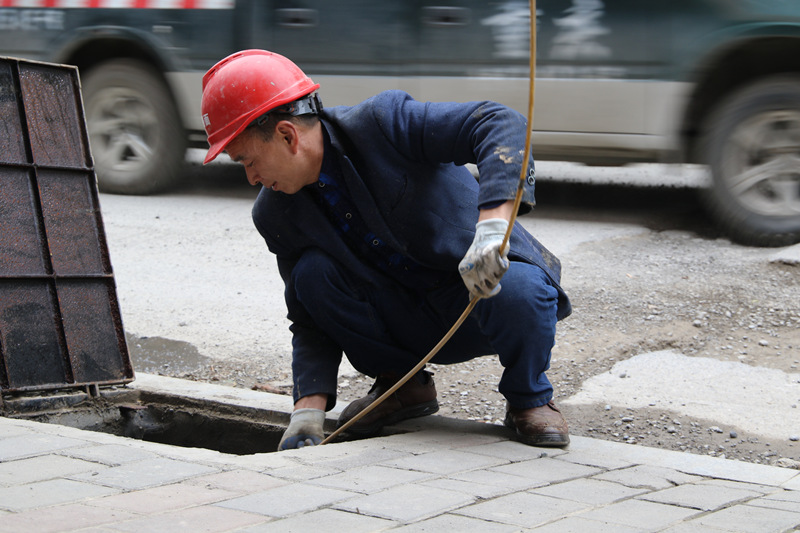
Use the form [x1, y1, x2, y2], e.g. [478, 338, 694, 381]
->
[225, 125, 317, 194]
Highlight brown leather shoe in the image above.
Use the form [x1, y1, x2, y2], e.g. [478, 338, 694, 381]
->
[505, 401, 570, 447]
[337, 371, 438, 436]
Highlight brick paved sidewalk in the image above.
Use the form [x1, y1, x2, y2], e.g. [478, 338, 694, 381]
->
[1, 376, 799, 532]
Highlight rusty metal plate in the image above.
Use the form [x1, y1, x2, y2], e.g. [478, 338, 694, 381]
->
[0, 280, 68, 390]
[19, 62, 90, 169]
[0, 57, 133, 393]
[0, 168, 48, 277]
[38, 170, 109, 277]
[0, 61, 27, 164]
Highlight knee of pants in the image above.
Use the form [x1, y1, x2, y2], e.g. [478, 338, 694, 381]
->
[489, 263, 559, 320]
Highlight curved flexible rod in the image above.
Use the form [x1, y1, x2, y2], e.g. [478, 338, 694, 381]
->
[321, 0, 537, 445]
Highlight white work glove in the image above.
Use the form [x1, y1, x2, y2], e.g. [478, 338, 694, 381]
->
[278, 408, 325, 450]
[458, 218, 510, 299]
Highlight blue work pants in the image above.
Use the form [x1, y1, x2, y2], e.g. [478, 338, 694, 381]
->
[291, 249, 559, 410]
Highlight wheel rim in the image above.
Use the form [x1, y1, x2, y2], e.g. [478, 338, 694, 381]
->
[86, 86, 159, 176]
[720, 109, 800, 217]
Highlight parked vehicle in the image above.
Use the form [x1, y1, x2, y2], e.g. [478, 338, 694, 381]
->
[2, 0, 799, 245]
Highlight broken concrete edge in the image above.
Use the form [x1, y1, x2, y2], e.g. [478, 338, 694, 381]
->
[769, 242, 800, 265]
[128, 372, 366, 432]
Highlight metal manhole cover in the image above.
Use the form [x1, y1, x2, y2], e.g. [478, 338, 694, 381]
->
[0, 57, 133, 393]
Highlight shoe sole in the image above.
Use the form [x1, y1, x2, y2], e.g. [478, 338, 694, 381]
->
[339, 400, 440, 437]
[504, 418, 570, 447]
[513, 431, 570, 447]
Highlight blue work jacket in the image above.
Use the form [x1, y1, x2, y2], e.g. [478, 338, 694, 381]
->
[253, 91, 571, 377]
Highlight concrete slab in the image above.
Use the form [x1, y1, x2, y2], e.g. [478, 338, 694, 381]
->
[389, 513, 519, 532]
[217, 483, 357, 518]
[335, 483, 475, 522]
[307, 464, 433, 494]
[0, 454, 107, 486]
[574, 499, 702, 530]
[0, 503, 137, 533]
[70, 457, 218, 490]
[0, 478, 119, 512]
[236, 508, 395, 533]
[454, 492, 591, 529]
[0, 434, 89, 461]
[770, 243, 800, 265]
[684, 503, 800, 533]
[564, 350, 800, 443]
[636, 482, 764, 511]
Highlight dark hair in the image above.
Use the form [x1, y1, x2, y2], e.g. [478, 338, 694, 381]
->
[250, 113, 319, 142]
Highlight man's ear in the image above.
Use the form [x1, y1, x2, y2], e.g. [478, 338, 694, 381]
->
[275, 121, 299, 152]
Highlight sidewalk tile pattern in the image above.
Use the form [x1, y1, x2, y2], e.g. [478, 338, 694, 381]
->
[1, 410, 798, 532]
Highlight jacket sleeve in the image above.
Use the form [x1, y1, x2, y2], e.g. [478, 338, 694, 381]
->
[367, 90, 536, 209]
[253, 200, 342, 409]
[277, 256, 342, 409]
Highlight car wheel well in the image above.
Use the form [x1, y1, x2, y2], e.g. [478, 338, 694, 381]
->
[60, 38, 171, 97]
[682, 36, 800, 162]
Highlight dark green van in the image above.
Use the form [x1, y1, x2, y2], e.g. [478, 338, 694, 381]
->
[1, 0, 799, 245]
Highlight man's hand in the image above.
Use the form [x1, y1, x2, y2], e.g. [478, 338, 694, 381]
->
[458, 218, 510, 298]
[278, 408, 325, 450]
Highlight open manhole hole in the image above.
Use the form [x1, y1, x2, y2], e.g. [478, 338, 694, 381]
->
[1, 387, 307, 455]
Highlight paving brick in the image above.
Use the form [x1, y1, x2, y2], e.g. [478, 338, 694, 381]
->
[529, 516, 647, 532]
[0, 434, 89, 461]
[217, 483, 356, 517]
[575, 499, 701, 530]
[454, 492, 590, 528]
[236, 508, 395, 533]
[592, 465, 702, 490]
[374, 429, 500, 455]
[90, 482, 237, 513]
[683, 503, 800, 532]
[0, 454, 107, 486]
[335, 483, 474, 522]
[70, 457, 217, 490]
[107, 504, 267, 532]
[419, 476, 523, 500]
[185, 470, 289, 493]
[311, 446, 410, 470]
[0, 502, 137, 533]
[0, 423, 35, 439]
[531, 478, 647, 505]
[382, 449, 507, 475]
[645, 450, 799, 487]
[308, 464, 432, 494]
[783, 473, 800, 491]
[490, 457, 602, 484]
[267, 463, 342, 481]
[556, 448, 638, 470]
[745, 488, 800, 513]
[449, 468, 548, 493]
[659, 524, 729, 533]
[697, 477, 780, 495]
[462, 440, 563, 463]
[61, 444, 159, 466]
[390, 513, 519, 532]
[637, 482, 762, 511]
[0, 479, 118, 512]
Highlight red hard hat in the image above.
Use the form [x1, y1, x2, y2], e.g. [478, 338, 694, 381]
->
[201, 49, 320, 164]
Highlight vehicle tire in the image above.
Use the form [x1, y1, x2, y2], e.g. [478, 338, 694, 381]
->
[700, 75, 800, 246]
[82, 59, 186, 195]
